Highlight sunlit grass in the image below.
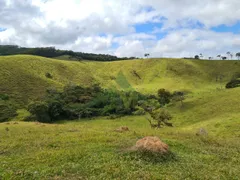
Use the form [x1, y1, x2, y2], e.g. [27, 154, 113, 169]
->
[0, 55, 240, 179]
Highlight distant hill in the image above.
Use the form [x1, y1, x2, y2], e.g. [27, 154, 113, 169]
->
[0, 55, 239, 106]
[0, 45, 137, 61]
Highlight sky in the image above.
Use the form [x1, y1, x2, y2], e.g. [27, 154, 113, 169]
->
[0, 0, 240, 58]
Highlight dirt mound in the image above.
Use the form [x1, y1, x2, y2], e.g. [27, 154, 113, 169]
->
[135, 136, 169, 153]
[114, 126, 129, 133]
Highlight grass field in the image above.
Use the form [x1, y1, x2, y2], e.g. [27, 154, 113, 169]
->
[0, 55, 240, 179]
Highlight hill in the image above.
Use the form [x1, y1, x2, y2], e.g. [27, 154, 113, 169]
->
[0, 55, 240, 179]
[0, 45, 136, 61]
[0, 55, 239, 103]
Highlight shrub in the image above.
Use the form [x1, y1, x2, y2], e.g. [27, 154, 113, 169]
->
[148, 109, 173, 128]
[226, 79, 240, 89]
[133, 106, 146, 115]
[27, 101, 51, 123]
[172, 91, 185, 106]
[27, 84, 165, 122]
[45, 72, 53, 79]
[48, 101, 64, 120]
[0, 102, 17, 122]
[157, 89, 172, 106]
[0, 94, 9, 101]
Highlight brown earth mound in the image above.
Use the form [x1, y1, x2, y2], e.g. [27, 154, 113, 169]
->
[114, 126, 129, 133]
[135, 136, 169, 154]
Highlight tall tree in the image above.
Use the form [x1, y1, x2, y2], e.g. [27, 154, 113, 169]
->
[227, 52, 233, 60]
[236, 52, 240, 60]
[144, 53, 150, 58]
[195, 55, 200, 59]
[217, 55, 221, 60]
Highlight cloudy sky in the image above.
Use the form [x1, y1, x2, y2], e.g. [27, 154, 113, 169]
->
[0, 0, 240, 58]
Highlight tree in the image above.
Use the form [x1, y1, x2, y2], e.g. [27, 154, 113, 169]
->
[147, 109, 173, 128]
[195, 55, 200, 59]
[28, 101, 51, 123]
[48, 101, 64, 120]
[144, 53, 150, 58]
[221, 56, 227, 60]
[157, 89, 172, 107]
[172, 91, 185, 107]
[236, 52, 240, 60]
[199, 53, 203, 59]
[227, 52, 233, 60]
[217, 55, 221, 60]
[0, 102, 17, 122]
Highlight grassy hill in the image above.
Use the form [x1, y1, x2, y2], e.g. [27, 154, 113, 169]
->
[1, 55, 239, 104]
[0, 55, 240, 179]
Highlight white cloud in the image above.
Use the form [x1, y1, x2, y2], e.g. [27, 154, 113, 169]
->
[0, 0, 240, 58]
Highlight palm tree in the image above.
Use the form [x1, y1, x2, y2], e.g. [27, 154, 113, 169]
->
[217, 55, 221, 60]
[199, 53, 203, 59]
[227, 52, 233, 60]
[144, 53, 150, 58]
[236, 52, 240, 60]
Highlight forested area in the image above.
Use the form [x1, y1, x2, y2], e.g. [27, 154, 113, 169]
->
[0, 45, 136, 61]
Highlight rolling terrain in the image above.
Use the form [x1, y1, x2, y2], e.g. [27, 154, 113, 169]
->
[0, 55, 240, 179]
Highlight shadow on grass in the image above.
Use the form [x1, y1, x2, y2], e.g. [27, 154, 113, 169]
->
[122, 150, 177, 164]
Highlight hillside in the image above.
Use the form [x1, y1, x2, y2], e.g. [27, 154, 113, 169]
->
[1, 55, 239, 103]
[1, 55, 240, 130]
[0, 55, 240, 179]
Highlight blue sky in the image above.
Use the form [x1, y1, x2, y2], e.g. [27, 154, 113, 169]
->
[0, 28, 7, 32]
[211, 22, 240, 34]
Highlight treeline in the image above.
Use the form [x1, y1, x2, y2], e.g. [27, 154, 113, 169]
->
[0, 45, 137, 61]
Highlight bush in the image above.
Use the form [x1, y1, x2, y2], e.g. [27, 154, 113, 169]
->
[0, 94, 9, 101]
[226, 79, 240, 89]
[157, 89, 172, 106]
[0, 102, 17, 122]
[172, 91, 185, 106]
[148, 109, 173, 128]
[48, 101, 64, 120]
[27, 84, 169, 122]
[27, 101, 51, 123]
[133, 106, 146, 115]
[45, 72, 53, 79]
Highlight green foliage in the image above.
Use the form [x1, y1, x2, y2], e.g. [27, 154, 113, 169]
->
[0, 102, 17, 122]
[138, 98, 160, 112]
[157, 88, 172, 106]
[0, 94, 9, 101]
[236, 52, 240, 60]
[27, 101, 51, 123]
[48, 101, 64, 120]
[45, 72, 53, 79]
[149, 109, 173, 128]
[172, 91, 185, 106]
[133, 106, 146, 115]
[27, 84, 153, 122]
[0, 45, 136, 61]
[194, 55, 200, 59]
[226, 79, 240, 89]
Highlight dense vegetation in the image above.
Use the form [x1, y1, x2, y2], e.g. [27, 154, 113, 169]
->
[26, 84, 178, 125]
[0, 45, 136, 61]
[0, 100, 17, 122]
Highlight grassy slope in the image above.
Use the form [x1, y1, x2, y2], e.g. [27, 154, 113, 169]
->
[0, 55, 240, 179]
[1, 55, 239, 102]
